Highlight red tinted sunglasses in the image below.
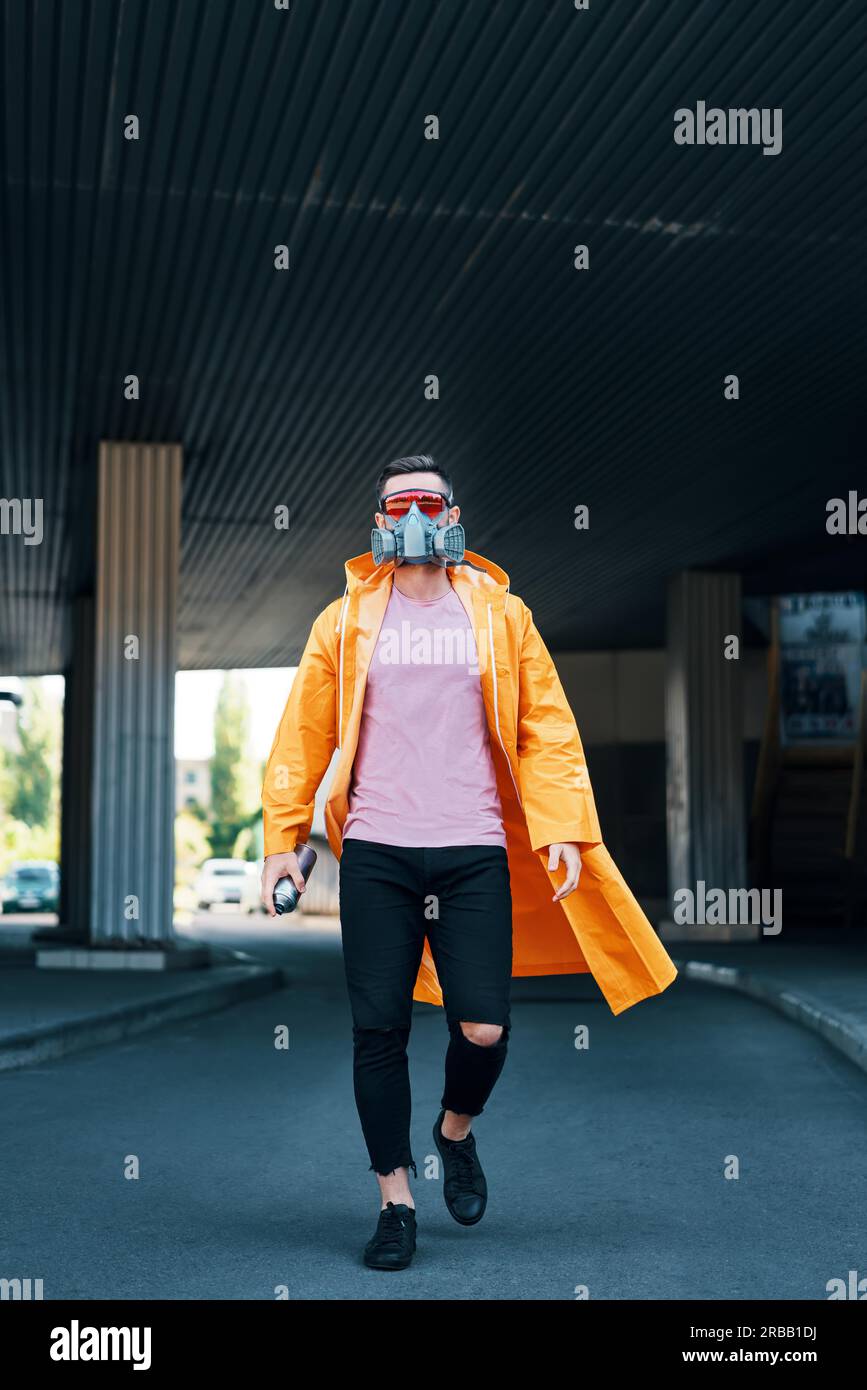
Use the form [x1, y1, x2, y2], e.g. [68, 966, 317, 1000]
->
[379, 488, 452, 519]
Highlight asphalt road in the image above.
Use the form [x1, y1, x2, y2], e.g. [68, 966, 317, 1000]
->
[3, 911, 866, 1300]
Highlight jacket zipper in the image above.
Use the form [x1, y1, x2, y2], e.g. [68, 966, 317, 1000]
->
[487, 601, 523, 807]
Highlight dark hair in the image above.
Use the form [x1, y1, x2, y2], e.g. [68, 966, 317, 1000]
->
[374, 454, 454, 506]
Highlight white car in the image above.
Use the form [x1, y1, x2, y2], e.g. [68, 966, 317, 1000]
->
[194, 858, 263, 914]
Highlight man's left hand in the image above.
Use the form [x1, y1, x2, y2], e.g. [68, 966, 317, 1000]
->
[547, 842, 582, 901]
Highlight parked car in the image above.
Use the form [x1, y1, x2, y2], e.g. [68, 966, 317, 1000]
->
[1, 860, 60, 913]
[194, 858, 263, 913]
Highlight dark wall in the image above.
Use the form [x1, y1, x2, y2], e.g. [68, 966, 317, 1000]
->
[585, 739, 763, 901]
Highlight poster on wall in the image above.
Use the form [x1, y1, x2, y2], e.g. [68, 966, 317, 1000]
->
[779, 592, 866, 744]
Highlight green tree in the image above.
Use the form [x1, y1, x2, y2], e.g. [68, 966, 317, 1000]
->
[209, 673, 256, 857]
[0, 679, 57, 828]
[175, 809, 213, 871]
[0, 818, 60, 878]
[173, 809, 214, 913]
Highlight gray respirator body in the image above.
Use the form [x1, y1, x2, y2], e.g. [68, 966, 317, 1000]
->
[371, 500, 466, 567]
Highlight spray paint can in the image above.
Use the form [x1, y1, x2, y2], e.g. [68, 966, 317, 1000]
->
[272, 843, 318, 915]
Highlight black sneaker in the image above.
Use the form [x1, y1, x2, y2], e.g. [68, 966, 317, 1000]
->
[433, 1109, 488, 1226]
[363, 1201, 417, 1270]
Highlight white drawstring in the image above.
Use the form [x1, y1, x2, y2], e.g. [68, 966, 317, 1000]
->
[334, 573, 510, 761]
[487, 601, 522, 805]
[336, 586, 349, 748]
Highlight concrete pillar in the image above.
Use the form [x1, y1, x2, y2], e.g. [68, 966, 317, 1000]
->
[660, 570, 753, 942]
[45, 443, 205, 968]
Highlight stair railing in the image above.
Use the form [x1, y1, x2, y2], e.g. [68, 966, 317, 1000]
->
[749, 599, 781, 887]
[844, 668, 867, 861]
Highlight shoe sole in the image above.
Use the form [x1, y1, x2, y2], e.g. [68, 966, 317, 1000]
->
[433, 1119, 487, 1226]
[363, 1237, 416, 1270]
[363, 1254, 415, 1270]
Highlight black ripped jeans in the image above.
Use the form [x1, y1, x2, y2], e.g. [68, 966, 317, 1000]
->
[338, 837, 513, 1179]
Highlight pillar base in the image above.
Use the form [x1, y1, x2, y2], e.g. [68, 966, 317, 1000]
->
[658, 917, 760, 944]
[31, 926, 87, 945]
[36, 945, 210, 971]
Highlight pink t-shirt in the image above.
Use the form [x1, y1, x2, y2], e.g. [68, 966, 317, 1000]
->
[342, 582, 507, 848]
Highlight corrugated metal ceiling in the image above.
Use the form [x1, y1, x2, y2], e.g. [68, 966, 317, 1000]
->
[1, 0, 865, 674]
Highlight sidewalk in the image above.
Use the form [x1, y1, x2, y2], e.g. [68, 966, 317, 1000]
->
[1, 923, 866, 1077]
[0, 923, 284, 1072]
[666, 929, 867, 1077]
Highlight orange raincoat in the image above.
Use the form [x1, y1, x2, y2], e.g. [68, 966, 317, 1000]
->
[262, 549, 677, 1016]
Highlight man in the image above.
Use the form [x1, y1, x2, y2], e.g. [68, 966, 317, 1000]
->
[261, 454, 677, 1271]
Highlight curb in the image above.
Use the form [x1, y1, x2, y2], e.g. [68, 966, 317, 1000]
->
[0, 960, 286, 1072]
[673, 957, 867, 1078]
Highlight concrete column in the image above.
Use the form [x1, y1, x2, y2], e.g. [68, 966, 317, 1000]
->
[45, 443, 205, 968]
[89, 442, 181, 946]
[661, 570, 753, 942]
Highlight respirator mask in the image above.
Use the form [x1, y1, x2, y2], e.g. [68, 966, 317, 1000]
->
[371, 488, 466, 568]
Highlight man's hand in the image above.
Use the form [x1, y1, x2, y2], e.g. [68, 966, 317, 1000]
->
[547, 842, 582, 901]
[260, 851, 307, 918]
